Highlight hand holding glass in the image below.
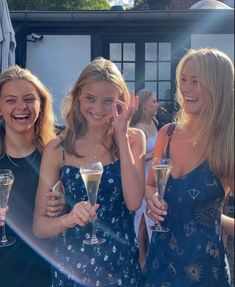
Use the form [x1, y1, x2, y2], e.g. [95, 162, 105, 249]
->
[0, 169, 16, 247]
[150, 158, 172, 232]
[80, 162, 105, 245]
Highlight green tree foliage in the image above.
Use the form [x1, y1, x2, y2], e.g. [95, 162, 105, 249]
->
[8, 0, 110, 10]
[133, 0, 171, 10]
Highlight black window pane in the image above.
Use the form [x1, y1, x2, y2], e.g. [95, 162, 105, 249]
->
[145, 43, 157, 61]
[110, 43, 122, 61]
[123, 43, 135, 61]
[114, 62, 122, 72]
[145, 63, 157, 81]
[159, 62, 171, 80]
[144, 82, 157, 94]
[123, 63, 135, 81]
[158, 82, 171, 100]
[159, 43, 171, 61]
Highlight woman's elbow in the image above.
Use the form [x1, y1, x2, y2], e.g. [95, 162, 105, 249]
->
[33, 218, 47, 238]
[126, 197, 143, 212]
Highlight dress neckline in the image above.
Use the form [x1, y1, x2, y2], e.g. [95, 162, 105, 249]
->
[170, 160, 207, 180]
[62, 160, 120, 171]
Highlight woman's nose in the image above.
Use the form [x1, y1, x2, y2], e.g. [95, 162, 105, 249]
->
[16, 100, 28, 108]
[181, 82, 191, 92]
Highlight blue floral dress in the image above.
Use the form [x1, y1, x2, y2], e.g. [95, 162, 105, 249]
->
[51, 160, 143, 287]
[144, 161, 230, 287]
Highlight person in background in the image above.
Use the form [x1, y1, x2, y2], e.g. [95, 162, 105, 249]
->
[33, 57, 145, 287]
[0, 65, 63, 287]
[144, 48, 234, 286]
[130, 89, 159, 269]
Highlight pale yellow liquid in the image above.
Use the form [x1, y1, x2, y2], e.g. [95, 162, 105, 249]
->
[0, 179, 14, 208]
[152, 164, 171, 200]
[80, 171, 102, 205]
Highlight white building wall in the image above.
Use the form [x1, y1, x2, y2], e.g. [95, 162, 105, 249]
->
[26, 35, 91, 124]
[191, 34, 234, 61]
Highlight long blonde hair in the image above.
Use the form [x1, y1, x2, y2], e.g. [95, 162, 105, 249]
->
[61, 57, 130, 158]
[130, 89, 157, 126]
[175, 48, 234, 184]
[0, 65, 56, 156]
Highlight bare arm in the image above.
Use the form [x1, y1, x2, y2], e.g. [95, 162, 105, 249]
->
[222, 180, 234, 237]
[33, 138, 98, 238]
[221, 215, 234, 237]
[119, 128, 146, 211]
[145, 124, 171, 222]
[112, 94, 145, 211]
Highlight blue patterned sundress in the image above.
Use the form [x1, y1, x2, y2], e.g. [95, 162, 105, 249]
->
[144, 161, 230, 287]
[51, 160, 143, 287]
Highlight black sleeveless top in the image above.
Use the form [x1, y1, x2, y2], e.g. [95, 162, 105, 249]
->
[0, 151, 51, 287]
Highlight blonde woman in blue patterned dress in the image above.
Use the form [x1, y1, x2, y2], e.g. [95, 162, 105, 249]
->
[33, 57, 145, 287]
[145, 48, 234, 286]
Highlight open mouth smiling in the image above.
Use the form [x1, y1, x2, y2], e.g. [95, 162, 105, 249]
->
[12, 114, 30, 120]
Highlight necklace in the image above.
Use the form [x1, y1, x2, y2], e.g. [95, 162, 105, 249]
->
[84, 137, 104, 145]
[6, 149, 38, 168]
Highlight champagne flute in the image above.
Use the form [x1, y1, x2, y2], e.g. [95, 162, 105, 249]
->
[0, 169, 16, 247]
[80, 162, 105, 245]
[150, 158, 172, 232]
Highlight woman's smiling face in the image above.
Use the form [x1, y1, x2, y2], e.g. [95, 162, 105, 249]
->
[79, 81, 120, 127]
[0, 79, 41, 135]
[180, 59, 206, 116]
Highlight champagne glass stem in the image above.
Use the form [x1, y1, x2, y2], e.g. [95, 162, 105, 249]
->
[91, 220, 98, 243]
[1, 224, 7, 243]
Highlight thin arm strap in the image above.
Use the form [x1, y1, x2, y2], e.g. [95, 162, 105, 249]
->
[163, 123, 176, 160]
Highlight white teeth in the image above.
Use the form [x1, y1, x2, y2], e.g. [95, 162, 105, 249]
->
[92, 115, 103, 119]
[13, 115, 29, 119]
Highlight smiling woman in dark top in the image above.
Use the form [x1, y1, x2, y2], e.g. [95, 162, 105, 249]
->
[0, 65, 57, 287]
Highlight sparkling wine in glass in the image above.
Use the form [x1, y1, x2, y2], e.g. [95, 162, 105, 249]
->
[80, 162, 105, 245]
[150, 158, 172, 232]
[0, 169, 16, 247]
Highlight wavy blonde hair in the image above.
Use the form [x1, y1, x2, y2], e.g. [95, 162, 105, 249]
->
[0, 65, 56, 156]
[61, 57, 130, 159]
[175, 48, 234, 184]
[130, 89, 157, 126]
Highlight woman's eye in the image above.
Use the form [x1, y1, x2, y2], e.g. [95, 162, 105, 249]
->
[104, 99, 114, 105]
[192, 79, 199, 84]
[5, 99, 15, 104]
[86, 96, 95, 102]
[181, 78, 187, 82]
[25, 98, 35, 103]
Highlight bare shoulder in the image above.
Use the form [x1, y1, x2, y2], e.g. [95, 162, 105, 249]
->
[42, 137, 63, 162]
[128, 127, 145, 142]
[158, 122, 177, 138]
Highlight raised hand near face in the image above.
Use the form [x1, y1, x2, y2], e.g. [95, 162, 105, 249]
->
[112, 91, 138, 142]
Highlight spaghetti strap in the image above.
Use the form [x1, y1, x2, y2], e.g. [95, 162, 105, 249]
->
[59, 136, 66, 167]
[163, 123, 176, 160]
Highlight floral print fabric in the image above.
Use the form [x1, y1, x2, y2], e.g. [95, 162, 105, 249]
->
[51, 161, 143, 287]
